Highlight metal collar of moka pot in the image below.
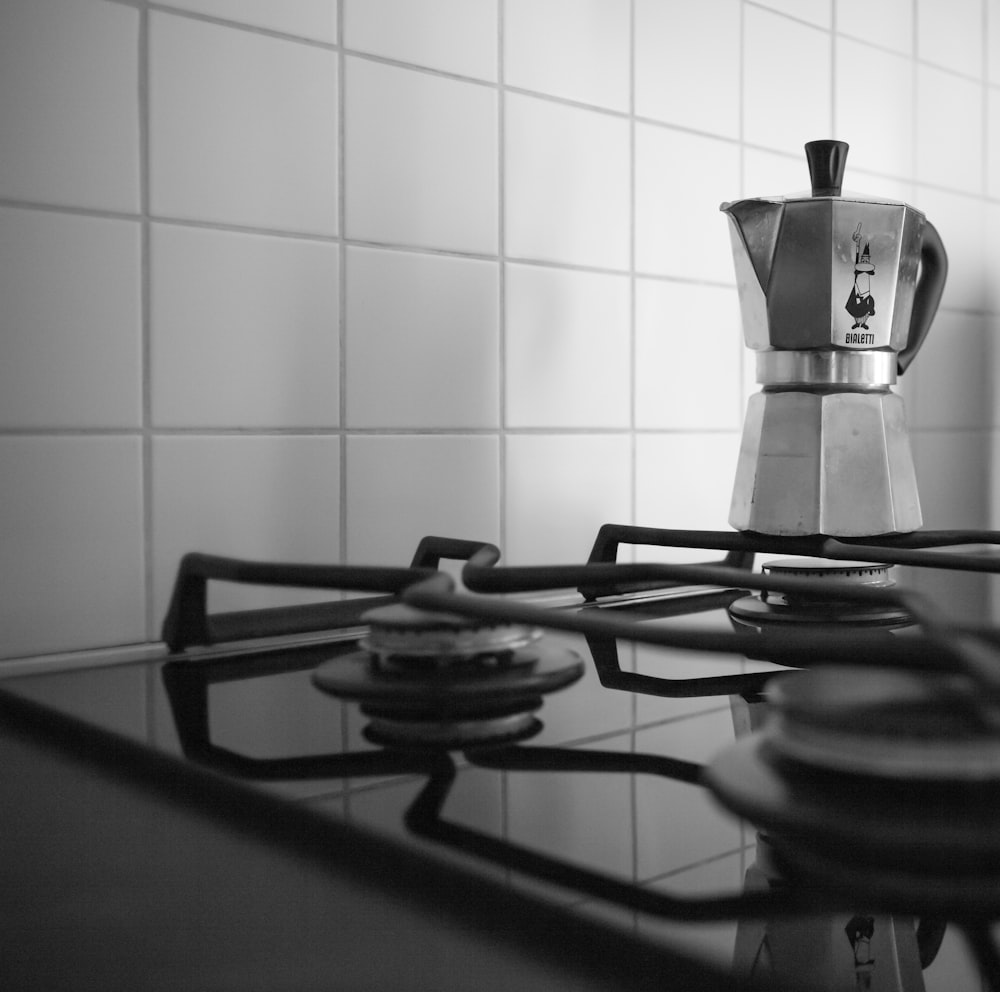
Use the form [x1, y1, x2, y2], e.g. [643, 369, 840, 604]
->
[722, 140, 948, 538]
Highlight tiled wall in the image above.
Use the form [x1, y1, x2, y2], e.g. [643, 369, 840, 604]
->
[3, 0, 1000, 663]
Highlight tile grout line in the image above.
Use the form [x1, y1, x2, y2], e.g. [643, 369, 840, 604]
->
[496, 0, 509, 856]
[497, 0, 508, 563]
[627, 0, 640, 893]
[628, 0, 638, 541]
[138, 4, 159, 740]
[338, 17, 349, 572]
[138, 4, 155, 647]
[985, 0, 991, 200]
[336, 1, 356, 817]
[737, 0, 748, 881]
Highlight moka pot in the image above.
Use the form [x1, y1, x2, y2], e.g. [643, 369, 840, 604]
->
[722, 140, 947, 537]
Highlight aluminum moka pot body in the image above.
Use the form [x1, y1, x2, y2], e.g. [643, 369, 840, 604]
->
[722, 140, 947, 537]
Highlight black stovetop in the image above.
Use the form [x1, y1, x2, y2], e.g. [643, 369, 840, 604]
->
[3, 526, 1000, 990]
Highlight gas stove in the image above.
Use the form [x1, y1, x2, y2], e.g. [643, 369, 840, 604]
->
[3, 525, 1000, 991]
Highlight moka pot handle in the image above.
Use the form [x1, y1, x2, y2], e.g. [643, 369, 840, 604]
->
[897, 220, 947, 375]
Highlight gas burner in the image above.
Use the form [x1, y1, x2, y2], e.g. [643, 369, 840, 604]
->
[359, 602, 541, 666]
[728, 558, 912, 629]
[706, 664, 1000, 913]
[312, 604, 584, 749]
[764, 665, 1000, 780]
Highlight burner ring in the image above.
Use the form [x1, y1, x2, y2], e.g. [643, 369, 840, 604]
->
[313, 643, 584, 704]
[707, 733, 1000, 869]
[762, 666, 1000, 780]
[363, 713, 543, 750]
[728, 558, 911, 629]
[706, 665, 1000, 900]
[360, 602, 541, 664]
[313, 636, 584, 749]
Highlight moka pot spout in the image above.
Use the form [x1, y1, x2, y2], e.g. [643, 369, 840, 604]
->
[719, 198, 785, 350]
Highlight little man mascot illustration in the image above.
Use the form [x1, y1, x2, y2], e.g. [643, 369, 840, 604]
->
[846, 222, 875, 330]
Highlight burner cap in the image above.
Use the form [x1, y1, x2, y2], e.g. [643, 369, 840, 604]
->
[360, 602, 541, 667]
[362, 711, 543, 749]
[705, 666, 1000, 910]
[764, 665, 1000, 780]
[729, 558, 911, 628]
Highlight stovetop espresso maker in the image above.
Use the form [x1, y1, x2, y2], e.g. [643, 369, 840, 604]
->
[722, 139, 947, 536]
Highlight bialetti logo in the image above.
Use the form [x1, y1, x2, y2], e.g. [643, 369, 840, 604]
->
[845, 223, 875, 342]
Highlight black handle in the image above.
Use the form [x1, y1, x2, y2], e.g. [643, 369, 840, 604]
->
[805, 139, 849, 197]
[898, 219, 947, 375]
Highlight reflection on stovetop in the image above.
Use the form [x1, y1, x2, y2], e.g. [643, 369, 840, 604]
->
[7, 525, 1000, 991]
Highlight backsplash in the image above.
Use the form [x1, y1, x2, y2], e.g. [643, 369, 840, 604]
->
[3, 0, 1000, 659]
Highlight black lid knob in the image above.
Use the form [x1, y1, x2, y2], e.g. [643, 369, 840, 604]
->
[805, 139, 849, 197]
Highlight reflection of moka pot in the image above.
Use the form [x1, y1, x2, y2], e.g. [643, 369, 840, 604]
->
[722, 140, 947, 536]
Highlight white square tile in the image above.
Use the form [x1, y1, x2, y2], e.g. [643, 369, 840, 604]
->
[989, 88, 1000, 199]
[345, 247, 499, 428]
[635, 433, 742, 557]
[987, 204, 1000, 312]
[754, 0, 831, 27]
[505, 264, 630, 428]
[742, 147, 812, 198]
[154, 0, 338, 42]
[0, 437, 145, 658]
[835, 39, 914, 179]
[345, 435, 500, 565]
[0, 207, 141, 429]
[842, 169, 915, 203]
[152, 435, 341, 622]
[634, 0, 740, 138]
[917, 0, 984, 76]
[911, 430, 990, 528]
[906, 311, 992, 430]
[635, 281, 742, 430]
[149, 12, 338, 234]
[505, 434, 632, 565]
[0, 0, 139, 211]
[151, 224, 339, 428]
[344, 0, 497, 80]
[743, 7, 832, 155]
[991, 0, 1000, 84]
[912, 186, 986, 313]
[916, 64, 984, 194]
[504, 0, 630, 111]
[344, 57, 498, 254]
[505, 92, 629, 270]
[837, 0, 913, 55]
[635, 126, 741, 281]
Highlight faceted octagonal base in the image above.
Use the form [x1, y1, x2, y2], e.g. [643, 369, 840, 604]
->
[729, 390, 922, 537]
